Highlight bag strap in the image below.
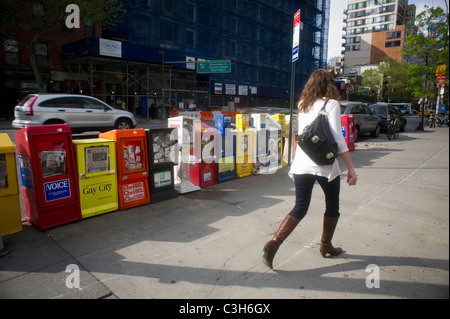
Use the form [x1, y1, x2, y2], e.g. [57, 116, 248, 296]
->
[320, 99, 330, 113]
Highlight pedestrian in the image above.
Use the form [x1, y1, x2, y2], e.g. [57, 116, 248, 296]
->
[262, 69, 357, 269]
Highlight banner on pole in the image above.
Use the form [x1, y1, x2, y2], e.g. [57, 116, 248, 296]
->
[292, 10, 301, 62]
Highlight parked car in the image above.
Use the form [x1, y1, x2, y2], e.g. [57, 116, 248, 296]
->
[339, 101, 381, 141]
[12, 94, 137, 132]
[369, 103, 407, 132]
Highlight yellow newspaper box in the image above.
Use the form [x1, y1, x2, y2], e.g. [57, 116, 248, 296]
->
[272, 114, 288, 167]
[73, 138, 118, 219]
[233, 114, 254, 178]
[0, 133, 22, 235]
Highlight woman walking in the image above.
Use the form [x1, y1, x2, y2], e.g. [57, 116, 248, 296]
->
[262, 69, 357, 269]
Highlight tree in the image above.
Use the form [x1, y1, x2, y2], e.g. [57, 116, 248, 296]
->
[361, 58, 410, 103]
[403, 5, 449, 130]
[361, 68, 382, 98]
[0, 0, 125, 92]
[378, 58, 411, 103]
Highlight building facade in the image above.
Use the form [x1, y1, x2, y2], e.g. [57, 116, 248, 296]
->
[1, 0, 331, 118]
[343, 0, 416, 75]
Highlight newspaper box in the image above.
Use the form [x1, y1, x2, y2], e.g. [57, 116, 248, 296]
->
[189, 121, 218, 187]
[73, 138, 118, 218]
[15, 124, 81, 231]
[146, 128, 179, 203]
[214, 114, 236, 182]
[233, 114, 254, 178]
[0, 133, 22, 235]
[168, 116, 201, 193]
[99, 129, 150, 210]
[341, 114, 355, 151]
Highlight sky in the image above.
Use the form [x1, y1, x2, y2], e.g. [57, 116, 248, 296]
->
[327, 0, 449, 60]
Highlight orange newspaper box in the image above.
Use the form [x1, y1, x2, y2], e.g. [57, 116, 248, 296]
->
[99, 129, 150, 210]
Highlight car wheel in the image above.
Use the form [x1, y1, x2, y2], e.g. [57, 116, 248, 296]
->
[371, 124, 381, 138]
[354, 126, 360, 142]
[115, 118, 132, 130]
[400, 120, 406, 132]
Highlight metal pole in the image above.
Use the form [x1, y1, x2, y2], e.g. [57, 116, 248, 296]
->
[288, 61, 296, 166]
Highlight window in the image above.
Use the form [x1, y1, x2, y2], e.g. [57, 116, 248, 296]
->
[386, 31, 401, 39]
[161, 20, 176, 45]
[185, 29, 195, 49]
[82, 98, 107, 110]
[35, 43, 48, 69]
[4, 39, 19, 65]
[186, 1, 196, 22]
[39, 98, 61, 108]
[351, 106, 361, 114]
[385, 40, 401, 47]
[362, 105, 373, 115]
[84, 17, 95, 37]
[33, 2, 46, 29]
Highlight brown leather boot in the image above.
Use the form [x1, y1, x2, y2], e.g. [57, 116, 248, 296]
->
[320, 216, 343, 258]
[262, 215, 299, 269]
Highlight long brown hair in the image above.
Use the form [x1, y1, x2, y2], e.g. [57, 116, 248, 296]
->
[298, 69, 340, 113]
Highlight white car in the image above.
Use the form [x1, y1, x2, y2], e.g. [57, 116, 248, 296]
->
[12, 94, 137, 132]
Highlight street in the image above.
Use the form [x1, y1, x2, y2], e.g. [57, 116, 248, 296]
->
[0, 116, 448, 300]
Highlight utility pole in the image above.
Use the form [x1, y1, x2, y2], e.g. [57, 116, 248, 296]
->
[288, 9, 301, 166]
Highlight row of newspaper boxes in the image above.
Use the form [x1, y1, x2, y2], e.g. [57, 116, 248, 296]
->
[0, 113, 294, 233]
[1, 112, 354, 234]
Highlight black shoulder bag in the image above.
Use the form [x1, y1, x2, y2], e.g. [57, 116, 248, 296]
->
[297, 99, 338, 166]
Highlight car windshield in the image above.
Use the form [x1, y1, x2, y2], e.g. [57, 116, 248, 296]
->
[371, 105, 387, 115]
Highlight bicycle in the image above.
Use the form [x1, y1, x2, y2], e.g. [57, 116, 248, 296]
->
[387, 117, 399, 140]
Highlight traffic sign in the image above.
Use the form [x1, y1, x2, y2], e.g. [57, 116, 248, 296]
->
[197, 61, 231, 74]
[292, 10, 301, 62]
[436, 65, 446, 76]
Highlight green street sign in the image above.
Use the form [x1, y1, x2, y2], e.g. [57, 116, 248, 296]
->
[197, 61, 231, 74]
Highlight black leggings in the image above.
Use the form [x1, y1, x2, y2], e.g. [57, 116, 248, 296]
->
[288, 174, 340, 221]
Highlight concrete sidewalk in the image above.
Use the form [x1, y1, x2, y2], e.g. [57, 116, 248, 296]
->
[0, 127, 448, 300]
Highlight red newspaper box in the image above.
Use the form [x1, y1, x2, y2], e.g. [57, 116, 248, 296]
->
[99, 129, 150, 210]
[341, 115, 355, 151]
[189, 121, 218, 188]
[14, 124, 81, 231]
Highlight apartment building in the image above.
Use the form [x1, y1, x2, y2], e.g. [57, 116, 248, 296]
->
[343, 0, 416, 75]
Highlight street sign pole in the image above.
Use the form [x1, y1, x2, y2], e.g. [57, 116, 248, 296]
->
[288, 10, 300, 166]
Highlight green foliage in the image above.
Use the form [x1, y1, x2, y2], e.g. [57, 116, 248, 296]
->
[403, 5, 448, 100]
[361, 58, 411, 103]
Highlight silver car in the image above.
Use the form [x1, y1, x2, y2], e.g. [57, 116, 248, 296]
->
[340, 101, 381, 141]
[12, 94, 137, 132]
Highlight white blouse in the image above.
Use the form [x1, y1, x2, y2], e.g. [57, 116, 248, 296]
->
[288, 98, 349, 182]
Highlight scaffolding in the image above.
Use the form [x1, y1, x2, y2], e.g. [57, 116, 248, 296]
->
[61, 0, 330, 114]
